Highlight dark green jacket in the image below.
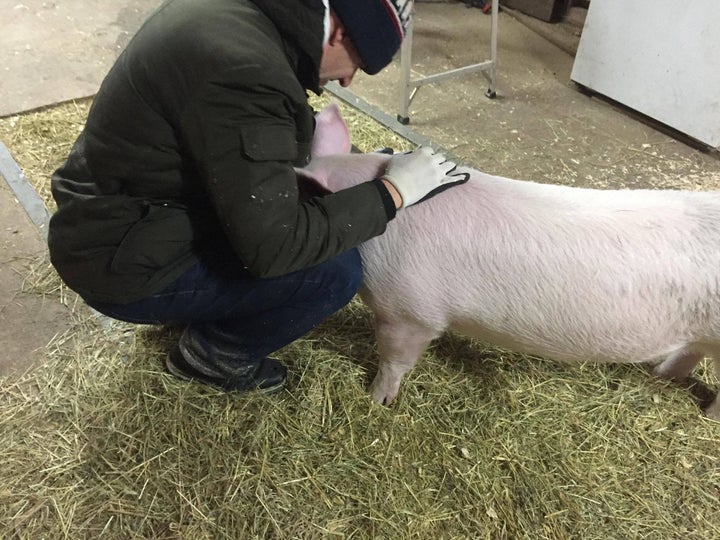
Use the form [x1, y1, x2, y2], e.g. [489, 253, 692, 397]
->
[49, 0, 394, 304]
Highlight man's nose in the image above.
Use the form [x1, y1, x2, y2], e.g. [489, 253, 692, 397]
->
[339, 67, 358, 88]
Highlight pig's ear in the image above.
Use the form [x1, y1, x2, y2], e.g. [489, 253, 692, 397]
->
[312, 103, 351, 157]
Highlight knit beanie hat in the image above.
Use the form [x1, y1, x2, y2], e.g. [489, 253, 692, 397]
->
[329, 0, 413, 75]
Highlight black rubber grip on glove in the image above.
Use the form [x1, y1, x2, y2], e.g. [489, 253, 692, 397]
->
[413, 172, 470, 206]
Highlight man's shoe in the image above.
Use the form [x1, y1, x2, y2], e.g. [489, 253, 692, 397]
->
[166, 345, 286, 394]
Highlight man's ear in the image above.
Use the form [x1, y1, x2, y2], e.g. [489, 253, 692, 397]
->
[327, 11, 345, 46]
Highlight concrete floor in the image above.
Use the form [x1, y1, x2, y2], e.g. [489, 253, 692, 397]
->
[1, 0, 158, 117]
[1, 0, 719, 374]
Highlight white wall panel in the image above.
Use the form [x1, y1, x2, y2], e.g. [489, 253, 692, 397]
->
[571, 0, 720, 149]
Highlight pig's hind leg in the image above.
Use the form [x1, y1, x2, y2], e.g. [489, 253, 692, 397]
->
[369, 316, 440, 405]
[652, 346, 705, 381]
[653, 345, 720, 419]
[703, 355, 720, 420]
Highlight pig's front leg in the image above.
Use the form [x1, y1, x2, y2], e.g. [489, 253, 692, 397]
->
[369, 316, 439, 405]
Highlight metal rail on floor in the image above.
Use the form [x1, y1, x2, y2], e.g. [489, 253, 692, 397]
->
[0, 141, 50, 237]
[397, 0, 499, 124]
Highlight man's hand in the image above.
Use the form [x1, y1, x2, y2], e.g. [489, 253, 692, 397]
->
[381, 147, 469, 208]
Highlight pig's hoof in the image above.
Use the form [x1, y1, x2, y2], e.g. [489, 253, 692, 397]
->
[371, 390, 397, 406]
[369, 381, 399, 406]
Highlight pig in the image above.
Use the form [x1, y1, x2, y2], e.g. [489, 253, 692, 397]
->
[302, 104, 720, 418]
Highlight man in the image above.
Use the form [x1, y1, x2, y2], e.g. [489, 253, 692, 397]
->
[48, 0, 467, 394]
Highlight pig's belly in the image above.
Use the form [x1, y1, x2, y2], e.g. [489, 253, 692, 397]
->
[447, 315, 678, 365]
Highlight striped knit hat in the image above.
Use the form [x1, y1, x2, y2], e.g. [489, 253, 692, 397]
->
[329, 0, 413, 75]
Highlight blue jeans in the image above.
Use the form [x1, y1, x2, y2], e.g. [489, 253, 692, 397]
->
[86, 249, 363, 365]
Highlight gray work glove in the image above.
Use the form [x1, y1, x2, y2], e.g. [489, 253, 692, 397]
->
[381, 147, 469, 208]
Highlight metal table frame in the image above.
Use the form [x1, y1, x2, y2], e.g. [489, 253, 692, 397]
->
[397, 0, 499, 124]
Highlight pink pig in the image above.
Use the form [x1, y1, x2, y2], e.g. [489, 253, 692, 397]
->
[302, 104, 720, 417]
